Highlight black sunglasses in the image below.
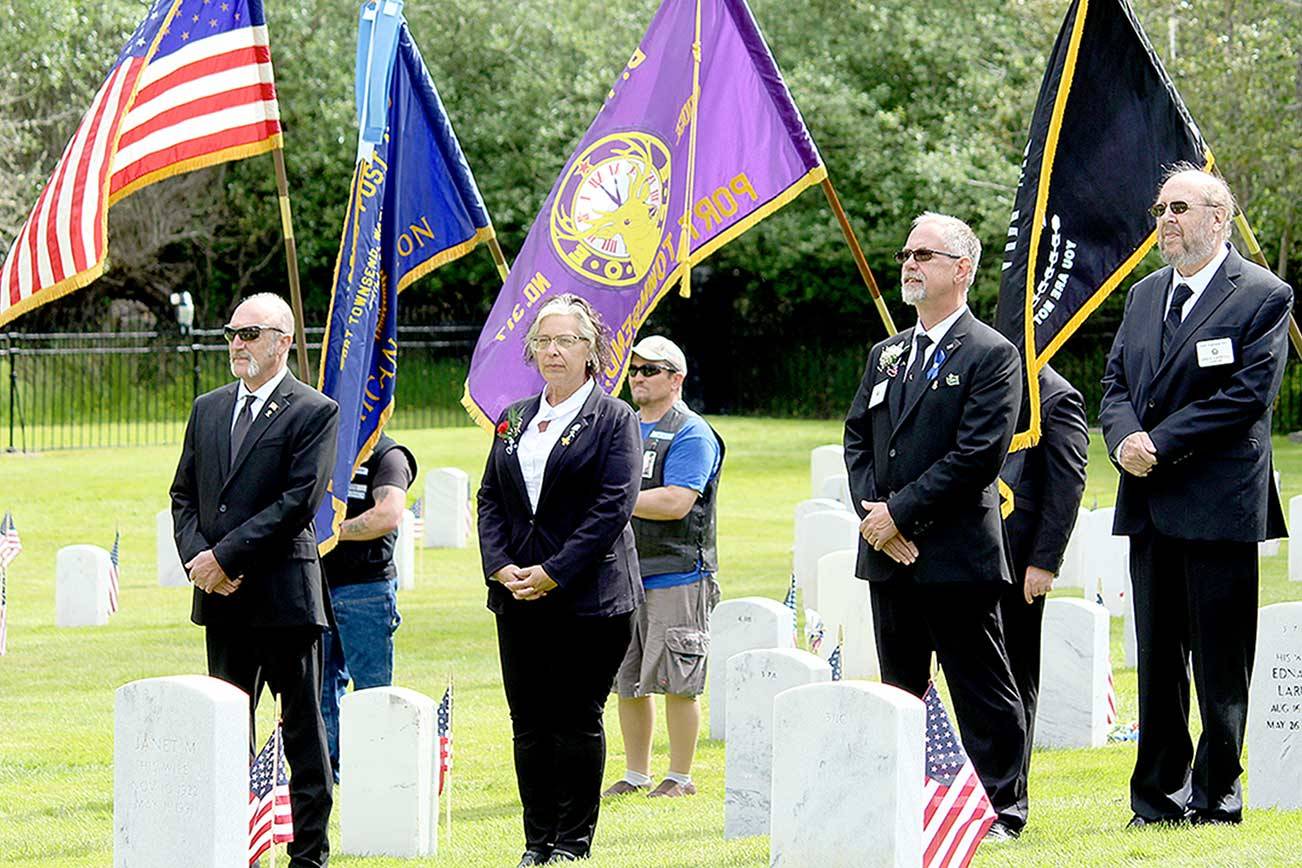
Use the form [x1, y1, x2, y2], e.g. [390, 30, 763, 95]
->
[894, 247, 962, 264]
[1149, 200, 1218, 218]
[628, 364, 674, 378]
[222, 324, 286, 343]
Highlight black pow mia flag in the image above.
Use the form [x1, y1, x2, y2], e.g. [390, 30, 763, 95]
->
[995, 0, 1207, 450]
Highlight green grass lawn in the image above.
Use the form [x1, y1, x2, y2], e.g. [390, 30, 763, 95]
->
[1, 419, 1300, 866]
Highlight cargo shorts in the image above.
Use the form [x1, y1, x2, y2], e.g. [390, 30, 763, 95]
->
[615, 575, 721, 699]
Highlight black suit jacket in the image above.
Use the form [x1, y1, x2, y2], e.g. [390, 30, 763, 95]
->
[1100, 245, 1292, 542]
[844, 309, 1022, 584]
[1000, 365, 1090, 574]
[477, 384, 644, 617]
[170, 371, 339, 628]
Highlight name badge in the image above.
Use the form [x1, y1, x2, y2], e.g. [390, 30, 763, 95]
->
[868, 380, 889, 408]
[1196, 337, 1234, 367]
[642, 449, 657, 479]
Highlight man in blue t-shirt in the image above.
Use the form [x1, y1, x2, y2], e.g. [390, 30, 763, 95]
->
[603, 336, 724, 800]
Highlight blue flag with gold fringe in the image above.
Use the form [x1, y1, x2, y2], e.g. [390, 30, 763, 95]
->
[315, 2, 496, 549]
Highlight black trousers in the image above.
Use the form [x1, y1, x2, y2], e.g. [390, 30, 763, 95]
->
[495, 604, 633, 859]
[207, 625, 333, 868]
[1128, 531, 1258, 821]
[998, 581, 1045, 825]
[870, 581, 1027, 829]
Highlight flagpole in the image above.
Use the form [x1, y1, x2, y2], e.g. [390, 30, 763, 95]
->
[820, 178, 897, 337]
[270, 693, 281, 868]
[271, 148, 312, 377]
[1230, 211, 1302, 357]
[675, 0, 705, 299]
[486, 237, 511, 283]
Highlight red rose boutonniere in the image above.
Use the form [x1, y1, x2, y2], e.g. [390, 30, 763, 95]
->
[497, 407, 524, 454]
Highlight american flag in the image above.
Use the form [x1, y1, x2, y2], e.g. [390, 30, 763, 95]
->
[804, 607, 825, 655]
[0, 0, 282, 326]
[437, 683, 453, 796]
[107, 528, 121, 615]
[411, 497, 424, 545]
[782, 573, 798, 645]
[1094, 594, 1119, 724]
[923, 683, 996, 868]
[0, 511, 21, 656]
[249, 722, 294, 864]
[0, 511, 21, 567]
[828, 637, 843, 681]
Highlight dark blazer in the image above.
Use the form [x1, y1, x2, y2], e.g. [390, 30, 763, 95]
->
[170, 372, 339, 628]
[844, 308, 1022, 584]
[1100, 245, 1292, 542]
[477, 383, 644, 617]
[1000, 365, 1090, 574]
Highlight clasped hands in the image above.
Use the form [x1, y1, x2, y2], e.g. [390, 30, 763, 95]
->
[185, 549, 242, 595]
[1118, 431, 1158, 477]
[858, 500, 918, 565]
[493, 564, 558, 601]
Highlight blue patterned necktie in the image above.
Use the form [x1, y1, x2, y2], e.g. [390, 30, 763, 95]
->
[1161, 283, 1194, 361]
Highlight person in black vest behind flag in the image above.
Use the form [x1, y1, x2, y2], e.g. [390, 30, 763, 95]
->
[1101, 165, 1292, 829]
[997, 364, 1089, 826]
[603, 336, 724, 801]
[317, 433, 417, 783]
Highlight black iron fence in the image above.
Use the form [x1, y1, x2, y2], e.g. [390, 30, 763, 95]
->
[0, 324, 478, 452]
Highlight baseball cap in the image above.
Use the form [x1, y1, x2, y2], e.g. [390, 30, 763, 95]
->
[630, 335, 687, 375]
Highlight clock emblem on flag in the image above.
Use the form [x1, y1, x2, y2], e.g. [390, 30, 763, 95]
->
[549, 132, 672, 287]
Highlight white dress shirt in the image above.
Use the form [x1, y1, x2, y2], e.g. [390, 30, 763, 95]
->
[910, 304, 969, 370]
[1166, 242, 1230, 319]
[231, 365, 290, 431]
[516, 377, 595, 513]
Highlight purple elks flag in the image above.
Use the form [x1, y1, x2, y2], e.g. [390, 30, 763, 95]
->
[461, 0, 824, 428]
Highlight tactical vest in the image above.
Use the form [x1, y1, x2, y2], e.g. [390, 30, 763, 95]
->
[631, 402, 725, 577]
[320, 434, 416, 587]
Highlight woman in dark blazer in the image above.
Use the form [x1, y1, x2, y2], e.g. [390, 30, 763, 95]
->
[477, 293, 643, 867]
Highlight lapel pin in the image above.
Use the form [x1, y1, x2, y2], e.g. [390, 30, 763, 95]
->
[946, 373, 960, 386]
[931, 381, 938, 390]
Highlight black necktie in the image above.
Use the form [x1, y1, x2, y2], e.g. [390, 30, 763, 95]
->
[1162, 283, 1194, 361]
[900, 333, 933, 412]
[230, 395, 257, 463]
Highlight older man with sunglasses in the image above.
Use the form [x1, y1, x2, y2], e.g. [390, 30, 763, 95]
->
[844, 212, 1027, 841]
[1102, 165, 1292, 830]
[170, 292, 339, 867]
[603, 336, 724, 801]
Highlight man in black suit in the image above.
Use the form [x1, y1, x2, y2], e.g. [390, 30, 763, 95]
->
[1101, 166, 1292, 829]
[998, 365, 1089, 824]
[844, 211, 1027, 840]
[171, 292, 339, 867]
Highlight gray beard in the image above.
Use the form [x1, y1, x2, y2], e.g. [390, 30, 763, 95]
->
[902, 283, 926, 305]
[1160, 231, 1219, 272]
[229, 355, 261, 378]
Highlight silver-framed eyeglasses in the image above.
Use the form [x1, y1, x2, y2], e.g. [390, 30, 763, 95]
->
[529, 334, 589, 352]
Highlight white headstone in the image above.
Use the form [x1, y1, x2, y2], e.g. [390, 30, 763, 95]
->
[1261, 471, 1284, 557]
[724, 649, 831, 839]
[770, 682, 924, 868]
[1281, 491, 1302, 580]
[708, 597, 795, 740]
[819, 472, 852, 509]
[395, 509, 416, 590]
[793, 510, 859, 611]
[1081, 508, 1129, 616]
[1247, 602, 1302, 810]
[794, 498, 846, 524]
[1054, 508, 1090, 589]
[423, 467, 471, 549]
[810, 445, 844, 499]
[155, 509, 188, 587]
[56, 544, 112, 627]
[114, 675, 249, 867]
[1036, 598, 1110, 748]
[340, 686, 438, 856]
[815, 550, 878, 679]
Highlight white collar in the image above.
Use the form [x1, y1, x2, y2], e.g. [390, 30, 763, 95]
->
[237, 365, 290, 405]
[536, 377, 595, 422]
[912, 304, 968, 350]
[1171, 242, 1230, 298]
